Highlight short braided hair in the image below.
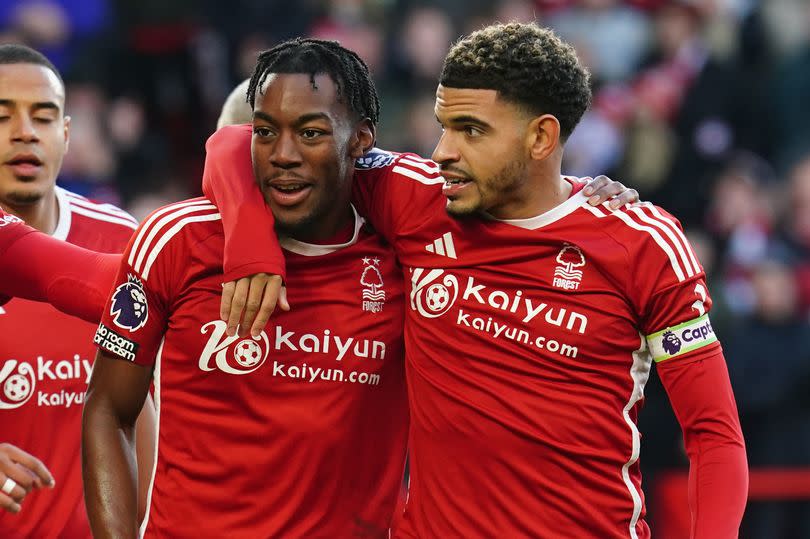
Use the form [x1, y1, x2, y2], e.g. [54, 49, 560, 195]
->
[246, 38, 380, 125]
[440, 23, 591, 140]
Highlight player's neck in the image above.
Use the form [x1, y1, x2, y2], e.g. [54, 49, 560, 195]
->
[490, 172, 572, 220]
[0, 190, 59, 234]
[290, 206, 355, 245]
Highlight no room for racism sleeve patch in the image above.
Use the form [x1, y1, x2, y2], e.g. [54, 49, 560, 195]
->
[646, 314, 717, 363]
[94, 323, 139, 362]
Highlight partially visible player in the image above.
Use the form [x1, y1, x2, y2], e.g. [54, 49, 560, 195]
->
[205, 25, 747, 538]
[216, 78, 251, 129]
[84, 40, 408, 538]
[0, 44, 153, 536]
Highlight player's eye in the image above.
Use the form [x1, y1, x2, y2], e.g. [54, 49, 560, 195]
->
[253, 126, 273, 138]
[464, 125, 483, 137]
[301, 129, 323, 139]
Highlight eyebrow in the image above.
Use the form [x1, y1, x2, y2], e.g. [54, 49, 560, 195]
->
[0, 99, 60, 113]
[253, 110, 332, 127]
[437, 114, 492, 130]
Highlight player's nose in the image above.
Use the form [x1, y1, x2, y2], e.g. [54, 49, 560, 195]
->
[431, 130, 459, 165]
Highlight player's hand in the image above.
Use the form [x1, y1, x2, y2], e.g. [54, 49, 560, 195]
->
[0, 443, 54, 514]
[583, 175, 639, 209]
[220, 274, 290, 338]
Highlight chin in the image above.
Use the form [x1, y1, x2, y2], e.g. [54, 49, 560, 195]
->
[2, 187, 47, 206]
[444, 198, 480, 218]
[274, 214, 317, 238]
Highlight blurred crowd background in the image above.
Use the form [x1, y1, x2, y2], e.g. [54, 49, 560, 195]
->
[2, 0, 809, 537]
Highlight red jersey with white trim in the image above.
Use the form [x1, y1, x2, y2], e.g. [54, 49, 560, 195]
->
[94, 198, 408, 538]
[0, 187, 136, 539]
[353, 154, 721, 538]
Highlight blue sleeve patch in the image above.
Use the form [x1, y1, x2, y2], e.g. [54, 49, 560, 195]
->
[355, 148, 396, 169]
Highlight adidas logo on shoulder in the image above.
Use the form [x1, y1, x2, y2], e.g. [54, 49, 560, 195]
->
[425, 232, 457, 259]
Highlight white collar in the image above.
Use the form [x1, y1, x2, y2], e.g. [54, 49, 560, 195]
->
[279, 205, 365, 256]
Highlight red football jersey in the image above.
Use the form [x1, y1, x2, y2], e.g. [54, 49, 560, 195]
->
[203, 125, 746, 539]
[0, 187, 136, 539]
[94, 198, 408, 538]
[354, 155, 722, 538]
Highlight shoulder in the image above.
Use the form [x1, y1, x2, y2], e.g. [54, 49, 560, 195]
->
[61, 188, 138, 230]
[58, 187, 138, 250]
[354, 148, 443, 186]
[126, 197, 222, 281]
[580, 200, 701, 283]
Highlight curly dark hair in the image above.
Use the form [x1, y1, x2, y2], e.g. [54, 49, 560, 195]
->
[440, 23, 591, 140]
[246, 38, 380, 125]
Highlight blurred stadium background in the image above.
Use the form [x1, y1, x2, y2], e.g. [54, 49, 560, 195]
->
[2, 0, 809, 537]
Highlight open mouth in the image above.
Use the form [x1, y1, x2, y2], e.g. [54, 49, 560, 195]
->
[271, 183, 309, 193]
[265, 179, 313, 207]
[441, 174, 473, 198]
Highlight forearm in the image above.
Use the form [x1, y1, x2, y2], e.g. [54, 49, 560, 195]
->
[201, 125, 286, 281]
[1, 231, 119, 323]
[135, 393, 157, 523]
[658, 348, 748, 538]
[685, 436, 748, 538]
[82, 392, 141, 539]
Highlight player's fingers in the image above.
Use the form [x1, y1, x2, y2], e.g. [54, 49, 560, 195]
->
[612, 188, 639, 209]
[1, 463, 34, 494]
[586, 175, 615, 205]
[219, 281, 236, 322]
[250, 276, 282, 339]
[0, 491, 21, 514]
[240, 275, 269, 338]
[1, 445, 53, 488]
[226, 278, 250, 337]
[0, 474, 28, 503]
[582, 175, 606, 196]
[278, 286, 290, 312]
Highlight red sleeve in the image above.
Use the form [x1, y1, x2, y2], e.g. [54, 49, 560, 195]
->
[201, 124, 286, 282]
[351, 150, 444, 242]
[0, 227, 119, 323]
[657, 348, 748, 538]
[95, 212, 176, 365]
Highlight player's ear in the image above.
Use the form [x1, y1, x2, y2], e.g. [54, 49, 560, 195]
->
[527, 114, 559, 162]
[350, 118, 375, 158]
[63, 115, 71, 153]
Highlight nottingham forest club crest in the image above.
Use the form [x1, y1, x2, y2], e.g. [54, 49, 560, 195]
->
[360, 257, 386, 313]
[110, 274, 149, 331]
[553, 244, 586, 291]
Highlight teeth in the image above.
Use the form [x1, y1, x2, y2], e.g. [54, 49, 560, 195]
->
[275, 184, 305, 191]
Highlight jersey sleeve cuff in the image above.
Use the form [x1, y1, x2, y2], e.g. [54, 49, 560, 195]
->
[222, 261, 286, 284]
